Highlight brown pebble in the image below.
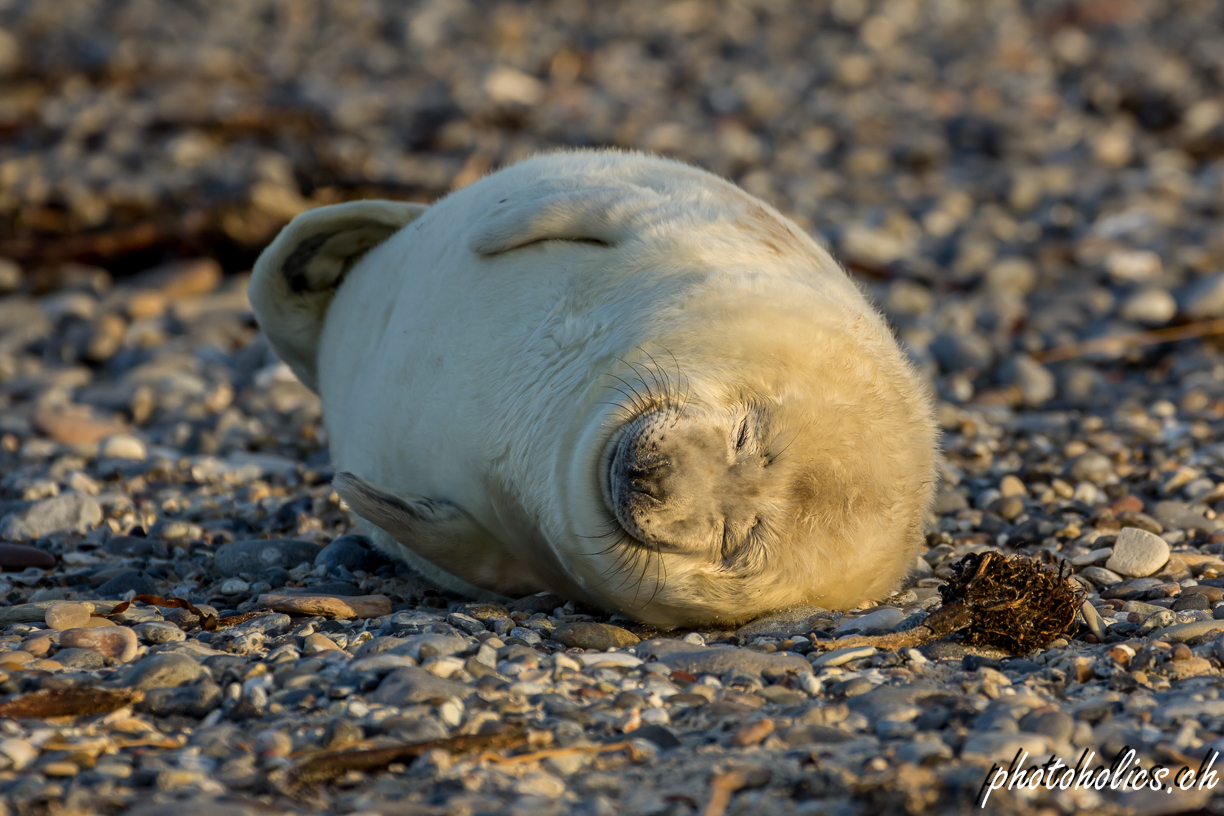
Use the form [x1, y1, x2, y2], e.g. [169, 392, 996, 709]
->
[552, 622, 641, 650]
[732, 718, 775, 747]
[22, 637, 53, 658]
[125, 289, 167, 320]
[257, 593, 391, 619]
[59, 626, 138, 662]
[1107, 645, 1133, 667]
[1074, 657, 1094, 683]
[84, 617, 116, 628]
[41, 761, 79, 777]
[1171, 643, 1192, 662]
[0, 651, 34, 668]
[1108, 495, 1145, 515]
[31, 406, 127, 445]
[45, 602, 90, 631]
[303, 633, 345, 655]
[0, 544, 57, 571]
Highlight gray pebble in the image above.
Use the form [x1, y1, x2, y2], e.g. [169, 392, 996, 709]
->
[0, 492, 102, 540]
[54, 647, 106, 669]
[95, 570, 158, 597]
[138, 681, 222, 718]
[213, 539, 322, 576]
[124, 653, 206, 689]
[314, 534, 384, 571]
[370, 666, 474, 705]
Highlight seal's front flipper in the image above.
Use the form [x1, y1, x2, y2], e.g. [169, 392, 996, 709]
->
[333, 471, 541, 597]
[249, 200, 427, 392]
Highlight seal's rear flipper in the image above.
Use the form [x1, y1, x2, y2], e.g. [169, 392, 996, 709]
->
[333, 471, 540, 597]
[249, 200, 427, 391]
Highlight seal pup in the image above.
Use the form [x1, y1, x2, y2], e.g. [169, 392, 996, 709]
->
[249, 149, 937, 627]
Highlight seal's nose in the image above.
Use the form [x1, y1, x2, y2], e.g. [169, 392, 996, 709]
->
[625, 460, 672, 501]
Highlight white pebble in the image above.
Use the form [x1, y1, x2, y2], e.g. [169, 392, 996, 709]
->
[219, 578, 249, 595]
[1106, 527, 1170, 577]
[98, 434, 147, 461]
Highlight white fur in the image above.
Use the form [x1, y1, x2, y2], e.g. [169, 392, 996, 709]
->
[249, 150, 938, 626]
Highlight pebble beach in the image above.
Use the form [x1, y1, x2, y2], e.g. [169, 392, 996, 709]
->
[3, 1, 1224, 814]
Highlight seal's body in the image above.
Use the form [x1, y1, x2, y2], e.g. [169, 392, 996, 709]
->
[250, 150, 937, 627]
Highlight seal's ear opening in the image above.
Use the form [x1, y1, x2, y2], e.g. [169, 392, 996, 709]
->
[468, 177, 658, 256]
[248, 200, 427, 392]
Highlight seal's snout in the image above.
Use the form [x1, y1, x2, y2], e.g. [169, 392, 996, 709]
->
[608, 411, 680, 544]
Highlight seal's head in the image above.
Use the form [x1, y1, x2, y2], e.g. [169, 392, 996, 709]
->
[569, 296, 938, 628]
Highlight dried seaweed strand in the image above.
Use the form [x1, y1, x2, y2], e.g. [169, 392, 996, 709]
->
[94, 595, 279, 631]
[290, 729, 528, 786]
[1034, 317, 1224, 364]
[478, 739, 644, 766]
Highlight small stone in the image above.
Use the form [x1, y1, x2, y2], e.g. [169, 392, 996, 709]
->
[314, 534, 385, 571]
[123, 653, 206, 689]
[59, 625, 139, 662]
[54, 647, 106, 669]
[147, 519, 203, 542]
[0, 738, 37, 770]
[45, 602, 90, 630]
[960, 732, 1050, 764]
[214, 540, 322, 576]
[1080, 602, 1108, 640]
[1184, 586, 1224, 603]
[104, 536, 155, 556]
[0, 492, 102, 540]
[990, 495, 1025, 521]
[98, 434, 147, 461]
[131, 258, 222, 299]
[1178, 272, 1224, 319]
[1138, 609, 1177, 636]
[138, 681, 222, 718]
[736, 606, 831, 638]
[1065, 451, 1113, 486]
[998, 475, 1026, 497]
[1119, 287, 1177, 326]
[446, 612, 487, 635]
[31, 407, 127, 446]
[134, 622, 186, 644]
[257, 593, 391, 618]
[1170, 643, 1193, 661]
[506, 592, 567, 614]
[95, 570, 158, 597]
[835, 607, 905, 633]
[1149, 620, 1224, 643]
[553, 622, 640, 650]
[370, 666, 474, 705]
[303, 633, 345, 655]
[0, 543, 56, 570]
[998, 354, 1055, 407]
[810, 645, 876, 668]
[0, 651, 34, 668]
[1081, 566, 1124, 587]
[576, 652, 643, 669]
[42, 761, 79, 777]
[732, 718, 775, 747]
[219, 578, 249, 596]
[1171, 593, 1210, 612]
[1106, 528, 1170, 577]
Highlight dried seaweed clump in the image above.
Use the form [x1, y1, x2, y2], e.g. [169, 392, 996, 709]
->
[939, 551, 1083, 653]
[810, 551, 1083, 656]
